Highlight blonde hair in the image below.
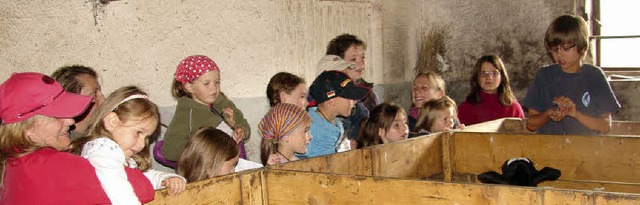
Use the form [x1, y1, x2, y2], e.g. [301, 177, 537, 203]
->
[414, 96, 457, 133]
[171, 79, 191, 99]
[69, 86, 159, 171]
[414, 71, 446, 94]
[176, 126, 238, 182]
[0, 117, 39, 185]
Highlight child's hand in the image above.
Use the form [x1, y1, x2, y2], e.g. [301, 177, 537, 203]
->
[554, 96, 577, 118]
[232, 127, 245, 144]
[223, 108, 236, 128]
[267, 154, 283, 165]
[454, 123, 465, 130]
[161, 177, 186, 196]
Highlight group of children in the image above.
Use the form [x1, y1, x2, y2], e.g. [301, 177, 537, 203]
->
[0, 14, 621, 204]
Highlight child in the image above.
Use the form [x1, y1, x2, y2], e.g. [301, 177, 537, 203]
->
[71, 86, 186, 204]
[259, 103, 312, 165]
[266, 72, 308, 108]
[300, 70, 370, 158]
[177, 126, 239, 182]
[357, 103, 409, 149]
[413, 96, 462, 136]
[458, 55, 525, 125]
[524, 15, 620, 135]
[409, 71, 446, 131]
[163, 55, 251, 162]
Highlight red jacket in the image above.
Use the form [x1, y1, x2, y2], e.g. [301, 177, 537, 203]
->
[1, 148, 154, 205]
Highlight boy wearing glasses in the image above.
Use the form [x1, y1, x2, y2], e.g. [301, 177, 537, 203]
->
[524, 15, 620, 135]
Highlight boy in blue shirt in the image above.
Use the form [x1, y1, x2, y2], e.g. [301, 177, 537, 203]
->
[300, 70, 370, 158]
[524, 15, 620, 135]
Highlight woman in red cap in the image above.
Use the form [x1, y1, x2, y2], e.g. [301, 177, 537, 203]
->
[0, 72, 153, 204]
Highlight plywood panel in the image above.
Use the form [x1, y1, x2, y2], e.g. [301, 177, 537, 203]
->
[148, 172, 244, 205]
[451, 132, 640, 184]
[264, 170, 637, 205]
[240, 170, 265, 205]
[269, 148, 372, 176]
[371, 133, 444, 179]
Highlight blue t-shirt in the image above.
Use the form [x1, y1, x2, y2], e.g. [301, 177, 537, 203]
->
[298, 107, 344, 158]
[523, 64, 621, 135]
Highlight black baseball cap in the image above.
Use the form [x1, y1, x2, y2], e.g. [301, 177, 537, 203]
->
[309, 70, 370, 104]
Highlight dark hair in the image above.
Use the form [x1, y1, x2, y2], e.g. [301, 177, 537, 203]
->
[177, 126, 238, 182]
[326, 34, 366, 58]
[69, 86, 159, 171]
[266, 72, 305, 107]
[357, 103, 406, 149]
[465, 55, 516, 106]
[544, 15, 589, 59]
[51, 65, 98, 94]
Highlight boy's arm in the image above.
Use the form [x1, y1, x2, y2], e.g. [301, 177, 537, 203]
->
[526, 108, 551, 132]
[559, 96, 612, 133]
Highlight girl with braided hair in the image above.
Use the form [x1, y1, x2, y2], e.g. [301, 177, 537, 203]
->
[259, 103, 312, 166]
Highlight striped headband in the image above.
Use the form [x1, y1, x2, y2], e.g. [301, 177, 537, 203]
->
[258, 103, 310, 141]
[112, 94, 149, 111]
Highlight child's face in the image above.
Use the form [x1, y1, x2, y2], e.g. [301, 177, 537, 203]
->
[342, 45, 366, 80]
[334, 97, 356, 117]
[379, 112, 409, 144]
[215, 155, 239, 176]
[412, 76, 443, 108]
[285, 120, 312, 154]
[26, 115, 75, 151]
[431, 108, 455, 133]
[109, 115, 158, 159]
[550, 44, 582, 72]
[185, 70, 220, 105]
[281, 83, 308, 109]
[478, 62, 501, 94]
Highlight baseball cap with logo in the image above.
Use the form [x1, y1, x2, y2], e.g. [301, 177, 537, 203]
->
[0, 72, 92, 124]
[309, 70, 370, 105]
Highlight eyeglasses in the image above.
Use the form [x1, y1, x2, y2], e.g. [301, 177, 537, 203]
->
[480, 71, 500, 78]
[550, 44, 576, 53]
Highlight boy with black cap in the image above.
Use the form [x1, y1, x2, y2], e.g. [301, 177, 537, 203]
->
[300, 70, 370, 158]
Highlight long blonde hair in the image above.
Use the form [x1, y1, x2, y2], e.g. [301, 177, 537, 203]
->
[69, 86, 159, 171]
[176, 126, 238, 182]
[0, 117, 39, 185]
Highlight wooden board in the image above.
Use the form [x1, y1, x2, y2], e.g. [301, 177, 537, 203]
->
[451, 132, 640, 184]
[464, 118, 640, 136]
[370, 133, 444, 179]
[264, 170, 640, 205]
[269, 148, 372, 176]
[148, 171, 245, 205]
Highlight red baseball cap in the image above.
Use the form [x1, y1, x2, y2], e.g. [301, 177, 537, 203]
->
[0, 72, 92, 124]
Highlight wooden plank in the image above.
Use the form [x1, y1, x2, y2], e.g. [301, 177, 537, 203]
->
[240, 170, 265, 205]
[371, 133, 443, 179]
[451, 132, 640, 184]
[441, 132, 452, 182]
[263, 170, 640, 205]
[269, 148, 371, 176]
[609, 121, 640, 136]
[148, 171, 244, 205]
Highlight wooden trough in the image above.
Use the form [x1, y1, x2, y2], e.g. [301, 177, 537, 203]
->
[149, 169, 640, 205]
[270, 119, 640, 194]
[462, 118, 640, 136]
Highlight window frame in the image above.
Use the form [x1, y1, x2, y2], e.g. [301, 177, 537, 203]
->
[590, 0, 640, 70]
